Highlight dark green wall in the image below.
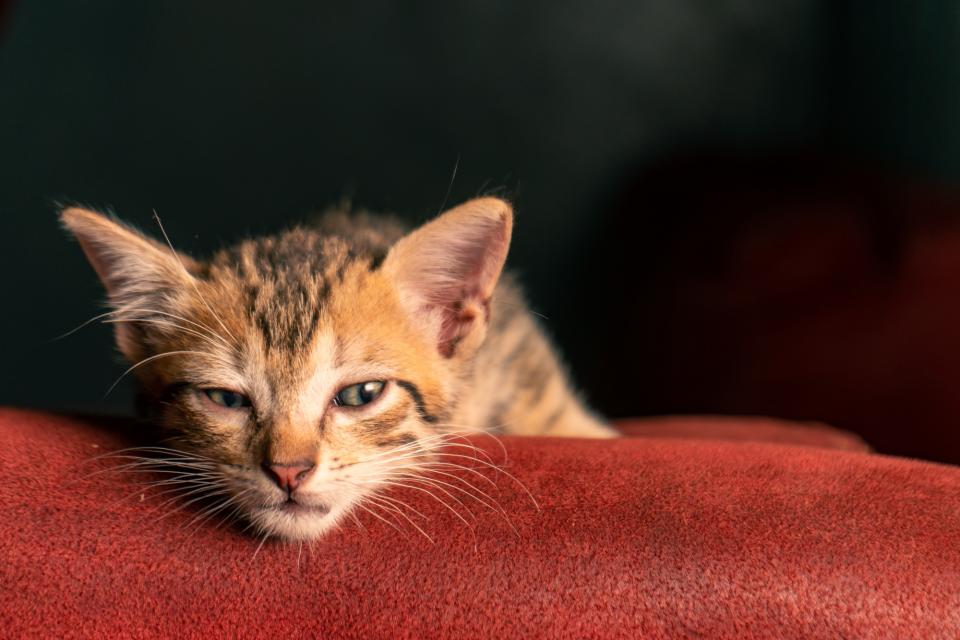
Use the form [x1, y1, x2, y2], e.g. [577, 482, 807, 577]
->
[5, 1, 945, 415]
[830, 2, 960, 181]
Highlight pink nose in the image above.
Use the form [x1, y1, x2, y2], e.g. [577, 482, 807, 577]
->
[263, 461, 315, 492]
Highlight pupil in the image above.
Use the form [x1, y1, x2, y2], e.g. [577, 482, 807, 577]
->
[205, 388, 247, 408]
[336, 381, 384, 406]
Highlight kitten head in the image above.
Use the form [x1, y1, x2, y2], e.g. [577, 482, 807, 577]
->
[61, 198, 512, 540]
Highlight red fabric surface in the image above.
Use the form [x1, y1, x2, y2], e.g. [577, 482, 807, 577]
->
[619, 415, 870, 452]
[1, 408, 957, 638]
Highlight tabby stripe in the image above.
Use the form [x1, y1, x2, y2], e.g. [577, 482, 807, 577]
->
[521, 364, 554, 408]
[374, 432, 418, 449]
[368, 250, 387, 271]
[396, 380, 439, 423]
[501, 326, 534, 370]
[538, 405, 565, 434]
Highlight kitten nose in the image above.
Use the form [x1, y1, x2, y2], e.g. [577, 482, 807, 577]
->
[262, 461, 316, 492]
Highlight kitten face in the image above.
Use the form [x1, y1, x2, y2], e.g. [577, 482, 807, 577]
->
[62, 199, 512, 540]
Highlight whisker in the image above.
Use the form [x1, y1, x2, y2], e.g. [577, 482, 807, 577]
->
[431, 422, 511, 461]
[394, 468, 502, 511]
[180, 488, 256, 537]
[251, 530, 271, 562]
[214, 501, 255, 535]
[353, 502, 409, 539]
[104, 317, 228, 353]
[113, 305, 235, 352]
[103, 350, 228, 397]
[151, 484, 230, 523]
[81, 445, 221, 464]
[78, 462, 219, 483]
[369, 441, 498, 471]
[374, 471, 499, 519]
[342, 444, 538, 515]
[152, 210, 241, 349]
[435, 154, 460, 216]
[130, 486, 225, 534]
[390, 470, 519, 537]
[53, 309, 120, 341]
[357, 478, 476, 527]
[418, 451, 540, 510]
[86, 454, 217, 470]
[331, 430, 465, 467]
[348, 510, 367, 534]
[63, 304, 234, 357]
[237, 517, 262, 539]
[364, 493, 434, 544]
[367, 492, 430, 521]
[415, 460, 499, 490]
[106, 478, 213, 512]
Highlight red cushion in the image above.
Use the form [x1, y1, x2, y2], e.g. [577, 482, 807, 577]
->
[618, 415, 870, 452]
[1, 408, 956, 638]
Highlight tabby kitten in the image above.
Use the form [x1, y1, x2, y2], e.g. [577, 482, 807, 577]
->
[62, 197, 616, 541]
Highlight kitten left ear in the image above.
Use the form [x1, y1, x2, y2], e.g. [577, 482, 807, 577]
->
[60, 207, 197, 300]
[384, 197, 513, 358]
[60, 206, 199, 359]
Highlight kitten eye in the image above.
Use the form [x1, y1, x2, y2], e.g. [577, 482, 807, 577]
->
[202, 388, 251, 410]
[334, 381, 386, 407]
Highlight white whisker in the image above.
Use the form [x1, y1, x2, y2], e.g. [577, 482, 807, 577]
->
[364, 493, 434, 543]
[152, 210, 241, 349]
[357, 478, 476, 527]
[103, 350, 228, 397]
[113, 305, 235, 352]
[392, 470, 518, 537]
[353, 501, 410, 539]
[104, 317, 228, 354]
[181, 488, 255, 537]
[251, 530, 271, 562]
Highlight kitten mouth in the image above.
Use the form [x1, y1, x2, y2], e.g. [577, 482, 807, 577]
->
[271, 498, 330, 517]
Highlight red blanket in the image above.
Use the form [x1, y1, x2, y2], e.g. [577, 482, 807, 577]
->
[1, 409, 956, 638]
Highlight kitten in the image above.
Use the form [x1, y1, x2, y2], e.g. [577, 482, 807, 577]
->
[62, 197, 616, 541]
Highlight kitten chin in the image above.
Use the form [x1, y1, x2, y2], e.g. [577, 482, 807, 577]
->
[62, 197, 617, 542]
[249, 501, 351, 542]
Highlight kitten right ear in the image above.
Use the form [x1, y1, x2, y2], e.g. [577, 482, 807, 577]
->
[383, 197, 513, 358]
[60, 207, 197, 356]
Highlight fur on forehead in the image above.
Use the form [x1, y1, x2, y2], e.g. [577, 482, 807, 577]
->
[60, 197, 513, 371]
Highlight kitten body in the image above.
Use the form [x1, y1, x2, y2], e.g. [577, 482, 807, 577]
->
[309, 208, 613, 439]
[62, 198, 615, 540]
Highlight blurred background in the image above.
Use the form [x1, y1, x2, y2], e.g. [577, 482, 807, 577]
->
[4, 1, 960, 463]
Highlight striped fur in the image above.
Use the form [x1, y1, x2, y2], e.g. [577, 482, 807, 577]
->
[61, 198, 615, 540]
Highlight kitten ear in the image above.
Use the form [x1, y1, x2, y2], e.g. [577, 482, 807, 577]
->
[60, 207, 197, 299]
[384, 197, 513, 358]
[60, 207, 198, 357]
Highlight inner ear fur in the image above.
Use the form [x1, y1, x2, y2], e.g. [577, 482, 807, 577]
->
[383, 197, 513, 358]
[60, 206, 199, 359]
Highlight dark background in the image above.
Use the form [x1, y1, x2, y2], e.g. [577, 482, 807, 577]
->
[4, 1, 960, 462]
